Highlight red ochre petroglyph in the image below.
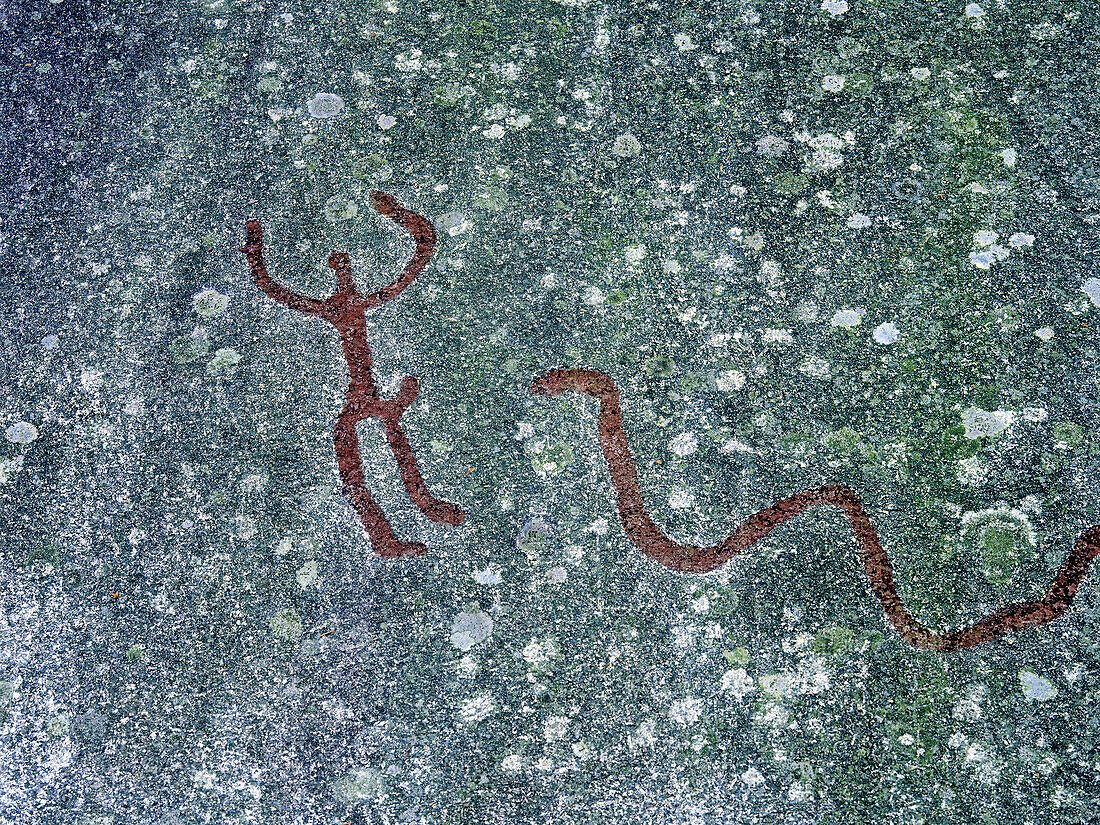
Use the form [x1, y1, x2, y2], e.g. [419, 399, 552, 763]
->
[246, 195, 1100, 650]
[531, 368, 1100, 651]
[243, 192, 464, 559]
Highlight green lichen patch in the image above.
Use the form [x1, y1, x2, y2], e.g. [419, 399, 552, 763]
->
[528, 441, 573, 477]
[206, 347, 241, 376]
[331, 767, 385, 804]
[812, 625, 854, 655]
[169, 329, 210, 364]
[960, 505, 1037, 589]
[823, 426, 862, 456]
[323, 196, 359, 222]
[1052, 421, 1083, 449]
[191, 288, 229, 317]
[269, 608, 303, 641]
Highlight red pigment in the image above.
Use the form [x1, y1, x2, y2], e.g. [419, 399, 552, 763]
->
[243, 194, 1098, 650]
[243, 192, 464, 558]
[532, 368, 1100, 651]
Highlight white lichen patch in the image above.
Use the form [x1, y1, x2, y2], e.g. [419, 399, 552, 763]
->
[1082, 277, 1100, 308]
[450, 608, 493, 651]
[331, 767, 385, 803]
[306, 92, 344, 119]
[806, 133, 845, 171]
[543, 714, 570, 741]
[668, 488, 696, 509]
[968, 229, 1011, 269]
[798, 356, 832, 379]
[830, 308, 862, 328]
[762, 329, 794, 345]
[81, 368, 104, 392]
[191, 288, 229, 317]
[628, 718, 658, 749]
[669, 696, 703, 726]
[741, 767, 766, 787]
[0, 455, 24, 484]
[457, 692, 497, 725]
[716, 369, 746, 391]
[758, 672, 797, 698]
[756, 134, 789, 157]
[952, 683, 987, 721]
[583, 285, 605, 305]
[962, 407, 1015, 439]
[456, 655, 479, 678]
[572, 741, 593, 760]
[720, 667, 756, 700]
[521, 636, 560, 669]
[1019, 670, 1057, 701]
[669, 431, 698, 457]
[673, 33, 696, 51]
[4, 421, 38, 444]
[472, 565, 503, 585]
[437, 211, 472, 236]
[323, 196, 358, 222]
[611, 133, 642, 157]
[956, 456, 988, 486]
[295, 560, 318, 589]
[268, 608, 303, 640]
[206, 347, 241, 376]
[546, 566, 568, 584]
[872, 322, 900, 344]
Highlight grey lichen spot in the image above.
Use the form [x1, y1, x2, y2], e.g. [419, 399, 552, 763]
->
[206, 348, 241, 376]
[331, 767, 385, 804]
[516, 517, 555, 561]
[169, 328, 210, 364]
[306, 92, 344, 119]
[296, 560, 318, 589]
[269, 608, 303, 641]
[450, 607, 494, 651]
[191, 287, 229, 317]
[324, 196, 359, 222]
[4, 421, 38, 444]
[1019, 670, 1056, 702]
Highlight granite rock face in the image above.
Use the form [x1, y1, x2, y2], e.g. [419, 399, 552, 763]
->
[2, 1, 1099, 823]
